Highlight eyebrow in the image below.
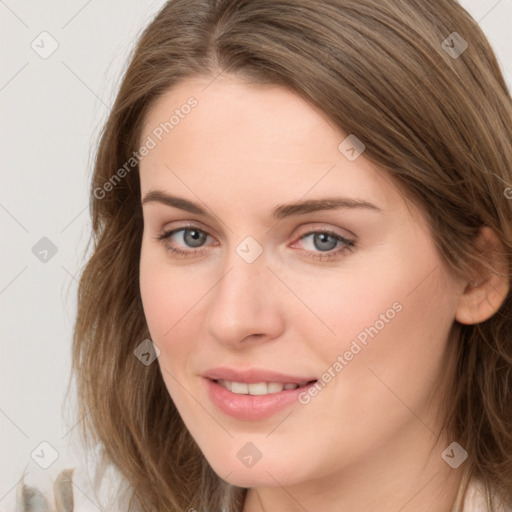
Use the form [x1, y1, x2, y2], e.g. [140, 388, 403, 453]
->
[141, 190, 382, 220]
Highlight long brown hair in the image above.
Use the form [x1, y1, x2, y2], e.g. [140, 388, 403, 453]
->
[71, 1, 512, 510]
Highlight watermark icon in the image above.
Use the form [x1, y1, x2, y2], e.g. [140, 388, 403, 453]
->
[237, 442, 263, 468]
[504, 187, 512, 200]
[338, 134, 366, 162]
[31, 31, 59, 59]
[94, 97, 198, 200]
[441, 442, 468, 469]
[31, 441, 59, 469]
[441, 32, 468, 59]
[134, 338, 160, 366]
[236, 236, 263, 263]
[32, 237, 58, 263]
[298, 301, 403, 405]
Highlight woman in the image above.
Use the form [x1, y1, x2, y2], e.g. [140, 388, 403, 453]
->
[15, 0, 512, 510]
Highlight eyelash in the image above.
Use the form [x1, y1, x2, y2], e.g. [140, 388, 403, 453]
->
[154, 225, 355, 262]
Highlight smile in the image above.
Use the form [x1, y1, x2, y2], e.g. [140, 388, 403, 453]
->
[216, 379, 315, 395]
[205, 377, 319, 420]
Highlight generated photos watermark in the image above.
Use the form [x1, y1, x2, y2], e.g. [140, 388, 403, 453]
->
[298, 301, 403, 405]
[94, 96, 198, 200]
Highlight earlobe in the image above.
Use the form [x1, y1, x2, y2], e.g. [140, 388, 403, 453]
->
[455, 226, 510, 325]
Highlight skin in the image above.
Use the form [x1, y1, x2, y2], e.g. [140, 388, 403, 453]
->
[138, 74, 509, 512]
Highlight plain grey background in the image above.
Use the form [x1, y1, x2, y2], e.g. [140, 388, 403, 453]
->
[1, 0, 511, 509]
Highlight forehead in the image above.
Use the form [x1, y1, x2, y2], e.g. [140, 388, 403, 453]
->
[141, 75, 339, 158]
[138, 76, 406, 217]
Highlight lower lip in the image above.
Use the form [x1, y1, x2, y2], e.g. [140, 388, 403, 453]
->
[205, 378, 316, 421]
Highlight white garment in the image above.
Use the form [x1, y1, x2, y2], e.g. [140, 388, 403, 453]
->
[9, 445, 131, 512]
[456, 477, 511, 512]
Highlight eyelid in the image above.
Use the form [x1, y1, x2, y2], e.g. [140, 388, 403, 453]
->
[294, 222, 356, 240]
[158, 220, 354, 242]
[160, 219, 214, 234]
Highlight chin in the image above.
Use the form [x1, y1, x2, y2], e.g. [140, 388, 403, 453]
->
[225, 472, 268, 488]
[204, 447, 303, 489]
[213, 466, 281, 488]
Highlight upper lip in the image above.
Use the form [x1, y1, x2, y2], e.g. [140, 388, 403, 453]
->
[202, 367, 318, 385]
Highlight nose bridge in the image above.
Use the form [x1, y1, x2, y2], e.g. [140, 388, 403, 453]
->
[205, 241, 282, 345]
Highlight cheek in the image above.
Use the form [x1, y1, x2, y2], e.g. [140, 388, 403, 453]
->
[283, 261, 404, 354]
[329, 264, 458, 424]
[139, 252, 170, 339]
[139, 257, 203, 408]
[293, 247, 458, 400]
[287, 269, 458, 462]
[139, 243, 195, 352]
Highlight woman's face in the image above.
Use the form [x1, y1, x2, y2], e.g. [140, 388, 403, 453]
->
[138, 75, 466, 490]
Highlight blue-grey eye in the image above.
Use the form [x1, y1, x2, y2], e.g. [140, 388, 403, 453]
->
[181, 228, 207, 248]
[316, 232, 338, 251]
[301, 232, 341, 252]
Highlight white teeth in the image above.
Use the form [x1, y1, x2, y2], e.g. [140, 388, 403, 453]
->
[267, 382, 284, 393]
[247, 382, 268, 395]
[231, 381, 248, 394]
[217, 380, 304, 395]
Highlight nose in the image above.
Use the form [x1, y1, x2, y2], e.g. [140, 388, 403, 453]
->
[205, 251, 284, 349]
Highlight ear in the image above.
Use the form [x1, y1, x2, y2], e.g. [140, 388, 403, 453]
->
[455, 226, 510, 325]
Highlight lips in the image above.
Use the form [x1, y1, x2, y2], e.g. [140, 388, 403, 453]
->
[202, 366, 317, 385]
[202, 367, 319, 420]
